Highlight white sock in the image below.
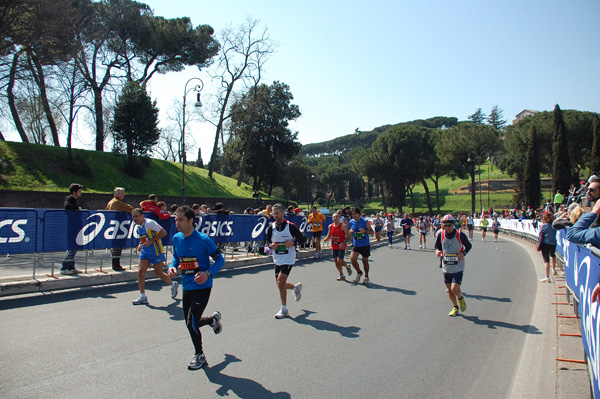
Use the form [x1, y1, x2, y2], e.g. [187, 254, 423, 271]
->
[282, 305, 287, 311]
[140, 293, 147, 298]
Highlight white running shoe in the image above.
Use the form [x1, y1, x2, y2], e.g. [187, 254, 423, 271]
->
[132, 296, 148, 305]
[275, 308, 289, 319]
[346, 266, 353, 276]
[353, 271, 363, 283]
[188, 353, 207, 370]
[171, 281, 179, 299]
[419, 244, 422, 249]
[294, 283, 302, 301]
[540, 277, 551, 283]
[363, 276, 370, 284]
[337, 275, 345, 281]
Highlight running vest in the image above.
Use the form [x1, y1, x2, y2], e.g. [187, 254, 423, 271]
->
[270, 222, 296, 265]
[417, 220, 427, 233]
[467, 217, 473, 225]
[481, 218, 489, 228]
[329, 222, 346, 250]
[137, 219, 164, 257]
[441, 229, 465, 274]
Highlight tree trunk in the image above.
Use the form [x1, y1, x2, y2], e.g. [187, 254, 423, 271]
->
[0, 129, 5, 140]
[381, 183, 387, 214]
[7, 52, 28, 143]
[209, 85, 234, 178]
[93, 87, 104, 151]
[237, 135, 253, 186]
[432, 177, 440, 214]
[420, 176, 433, 214]
[408, 185, 416, 215]
[29, 54, 60, 146]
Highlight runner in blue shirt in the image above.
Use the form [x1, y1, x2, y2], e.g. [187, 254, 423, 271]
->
[348, 207, 374, 284]
[168, 206, 225, 370]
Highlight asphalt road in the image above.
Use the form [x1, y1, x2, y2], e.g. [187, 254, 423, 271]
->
[0, 234, 554, 399]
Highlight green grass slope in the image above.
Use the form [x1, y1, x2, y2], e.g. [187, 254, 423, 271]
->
[0, 141, 259, 198]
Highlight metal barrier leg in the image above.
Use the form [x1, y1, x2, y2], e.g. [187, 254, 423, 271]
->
[95, 258, 107, 274]
[46, 262, 59, 279]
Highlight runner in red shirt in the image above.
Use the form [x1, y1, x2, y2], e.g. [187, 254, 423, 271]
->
[323, 212, 352, 281]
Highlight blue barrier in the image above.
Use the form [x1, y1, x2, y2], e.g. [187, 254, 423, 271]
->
[556, 228, 600, 398]
[0, 208, 331, 254]
[493, 219, 599, 397]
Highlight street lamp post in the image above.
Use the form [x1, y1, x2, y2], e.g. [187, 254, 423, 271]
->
[181, 78, 204, 204]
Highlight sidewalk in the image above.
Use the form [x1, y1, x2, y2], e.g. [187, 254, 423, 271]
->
[502, 232, 592, 399]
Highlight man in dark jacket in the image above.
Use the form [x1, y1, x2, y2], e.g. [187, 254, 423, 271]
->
[61, 183, 83, 275]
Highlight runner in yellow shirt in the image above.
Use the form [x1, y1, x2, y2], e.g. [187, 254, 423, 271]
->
[308, 206, 327, 259]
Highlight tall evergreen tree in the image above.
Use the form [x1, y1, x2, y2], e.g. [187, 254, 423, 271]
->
[523, 125, 541, 209]
[590, 114, 600, 175]
[112, 80, 160, 176]
[468, 108, 486, 124]
[487, 105, 507, 130]
[551, 104, 572, 195]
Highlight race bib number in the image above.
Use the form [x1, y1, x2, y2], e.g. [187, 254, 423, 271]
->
[180, 257, 200, 275]
[332, 236, 340, 245]
[443, 253, 459, 265]
[139, 236, 148, 244]
[313, 222, 321, 228]
[275, 242, 289, 254]
[354, 232, 365, 240]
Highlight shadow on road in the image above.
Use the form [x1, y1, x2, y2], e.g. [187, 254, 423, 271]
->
[366, 283, 417, 295]
[204, 354, 291, 398]
[463, 293, 512, 303]
[147, 299, 184, 321]
[460, 315, 541, 334]
[291, 309, 361, 338]
[0, 280, 169, 310]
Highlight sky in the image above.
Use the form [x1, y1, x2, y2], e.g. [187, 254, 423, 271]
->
[3, 0, 600, 161]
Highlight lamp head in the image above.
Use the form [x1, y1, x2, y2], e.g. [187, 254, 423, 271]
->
[194, 92, 202, 108]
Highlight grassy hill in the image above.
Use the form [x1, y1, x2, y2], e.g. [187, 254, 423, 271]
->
[0, 141, 260, 198]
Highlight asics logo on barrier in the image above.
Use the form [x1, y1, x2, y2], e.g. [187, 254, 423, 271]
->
[0, 219, 28, 244]
[251, 217, 268, 239]
[300, 217, 311, 233]
[76, 213, 136, 246]
[195, 217, 234, 237]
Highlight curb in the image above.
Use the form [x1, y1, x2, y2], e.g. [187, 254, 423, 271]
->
[0, 247, 332, 297]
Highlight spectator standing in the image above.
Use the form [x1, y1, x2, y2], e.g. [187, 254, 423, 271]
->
[105, 187, 133, 271]
[538, 212, 557, 283]
[253, 189, 262, 204]
[553, 190, 564, 210]
[61, 183, 84, 275]
[140, 194, 171, 220]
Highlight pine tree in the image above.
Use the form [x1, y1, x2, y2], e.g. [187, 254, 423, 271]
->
[468, 108, 486, 124]
[551, 104, 572, 195]
[524, 125, 541, 209]
[112, 80, 160, 176]
[590, 114, 600, 175]
[487, 105, 506, 130]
